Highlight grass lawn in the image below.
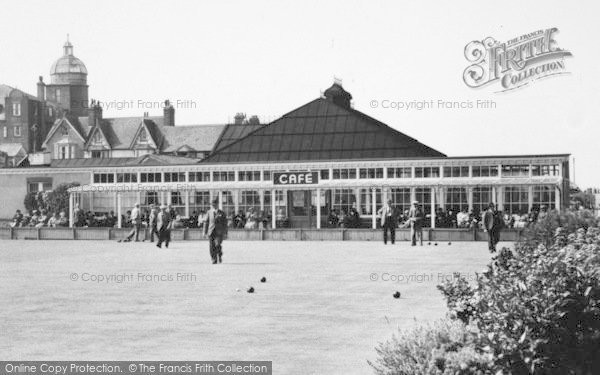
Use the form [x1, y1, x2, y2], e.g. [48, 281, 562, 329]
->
[0, 240, 503, 374]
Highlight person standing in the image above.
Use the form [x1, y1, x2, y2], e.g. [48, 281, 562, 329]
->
[156, 205, 172, 248]
[148, 205, 159, 243]
[203, 199, 227, 264]
[377, 199, 397, 244]
[408, 200, 424, 246]
[122, 203, 141, 242]
[73, 203, 84, 227]
[483, 202, 501, 252]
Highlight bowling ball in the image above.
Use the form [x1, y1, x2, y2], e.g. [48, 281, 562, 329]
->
[260, 277, 267, 283]
[393, 291, 401, 299]
[247, 287, 255, 293]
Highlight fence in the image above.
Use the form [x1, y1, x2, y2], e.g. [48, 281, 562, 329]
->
[0, 227, 523, 242]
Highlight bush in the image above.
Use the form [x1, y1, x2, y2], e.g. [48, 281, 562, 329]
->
[369, 319, 492, 375]
[45, 182, 79, 214]
[438, 210, 600, 374]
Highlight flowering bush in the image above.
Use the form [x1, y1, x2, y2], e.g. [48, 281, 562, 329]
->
[369, 319, 492, 375]
[438, 210, 600, 374]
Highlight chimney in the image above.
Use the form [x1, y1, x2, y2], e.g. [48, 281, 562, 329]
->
[88, 99, 103, 126]
[163, 100, 175, 126]
[37, 76, 45, 100]
[234, 112, 246, 125]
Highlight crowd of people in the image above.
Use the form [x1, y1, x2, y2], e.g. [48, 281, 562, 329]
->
[10, 209, 69, 228]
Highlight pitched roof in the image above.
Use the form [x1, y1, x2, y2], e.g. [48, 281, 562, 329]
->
[212, 123, 264, 153]
[42, 115, 88, 148]
[0, 143, 26, 157]
[50, 154, 197, 168]
[203, 98, 445, 163]
[160, 124, 226, 152]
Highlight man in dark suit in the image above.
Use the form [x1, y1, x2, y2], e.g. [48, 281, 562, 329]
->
[377, 199, 397, 244]
[156, 205, 172, 248]
[483, 202, 501, 252]
[203, 199, 228, 264]
[408, 200, 424, 246]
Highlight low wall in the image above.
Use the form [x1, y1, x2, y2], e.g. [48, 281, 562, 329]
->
[0, 227, 523, 242]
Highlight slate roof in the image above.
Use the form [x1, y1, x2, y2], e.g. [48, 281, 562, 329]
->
[203, 97, 445, 163]
[160, 124, 227, 152]
[212, 123, 264, 153]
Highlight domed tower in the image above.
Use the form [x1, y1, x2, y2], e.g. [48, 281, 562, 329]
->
[45, 37, 89, 116]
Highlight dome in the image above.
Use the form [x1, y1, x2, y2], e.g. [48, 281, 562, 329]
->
[50, 40, 88, 85]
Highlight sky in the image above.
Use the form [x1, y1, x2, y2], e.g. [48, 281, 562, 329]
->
[1, 0, 598, 189]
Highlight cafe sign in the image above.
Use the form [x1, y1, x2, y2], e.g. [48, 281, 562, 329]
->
[273, 171, 319, 185]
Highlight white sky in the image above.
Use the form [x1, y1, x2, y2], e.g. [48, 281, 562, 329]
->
[1, 0, 598, 188]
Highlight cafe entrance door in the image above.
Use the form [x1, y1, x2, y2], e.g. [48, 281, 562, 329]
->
[287, 189, 330, 228]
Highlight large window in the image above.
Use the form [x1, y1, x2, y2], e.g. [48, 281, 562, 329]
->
[93, 173, 115, 184]
[142, 191, 159, 211]
[415, 167, 440, 178]
[387, 167, 412, 179]
[91, 150, 109, 159]
[220, 191, 235, 216]
[532, 165, 560, 177]
[472, 165, 499, 177]
[389, 188, 411, 214]
[332, 168, 357, 179]
[473, 187, 494, 214]
[13, 126, 21, 137]
[332, 189, 357, 214]
[116, 173, 137, 183]
[320, 169, 330, 180]
[12, 103, 21, 116]
[238, 171, 261, 181]
[502, 165, 530, 177]
[213, 171, 235, 182]
[239, 190, 261, 214]
[359, 168, 383, 179]
[533, 185, 556, 209]
[358, 188, 382, 216]
[445, 187, 468, 212]
[443, 166, 469, 178]
[415, 187, 432, 217]
[27, 179, 52, 193]
[140, 172, 162, 183]
[504, 186, 529, 214]
[190, 191, 211, 214]
[170, 192, 185, 215]
[189, 172, 210, 182]
[164, 172, 185, 182]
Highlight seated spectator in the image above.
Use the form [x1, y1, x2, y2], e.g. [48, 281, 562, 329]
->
[105, 211, 117, 227]
[244, 208, 257, 229]
[257, 210, 266, 230]
[57, 211, 69, 227]
[35, 209, 49, 228]
[21, 211, 32, 227]
[503, 211, 513, 228]
[348, 207, 360, 228]
[197, 209, 208, 227]
[47, 212, 59, 227]
[189, 211, 199, 228]
[233, 211, 245, 228]
[124, 210, 132, 228]
[538, 205, 548, 220]
[11, 210, 23, 228]
[456, 208, 469, 228]
[327, 209, 339, 228]
[339, 209, 349, 228]
[28, 210, 40, 227]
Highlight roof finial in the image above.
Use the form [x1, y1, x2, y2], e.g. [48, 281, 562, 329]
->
[67, 33, 70, 43]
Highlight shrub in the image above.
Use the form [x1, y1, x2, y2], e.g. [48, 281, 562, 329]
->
[438, 210, 600, 374]
[45, 182, 79, 214]
[369, 319, 492, 375]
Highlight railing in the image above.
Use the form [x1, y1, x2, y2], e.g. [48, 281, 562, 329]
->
[0, 227, 523, 242]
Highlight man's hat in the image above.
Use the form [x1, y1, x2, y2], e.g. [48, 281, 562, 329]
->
[160, 205, 167, 209]
[412, 200, 419, 204]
